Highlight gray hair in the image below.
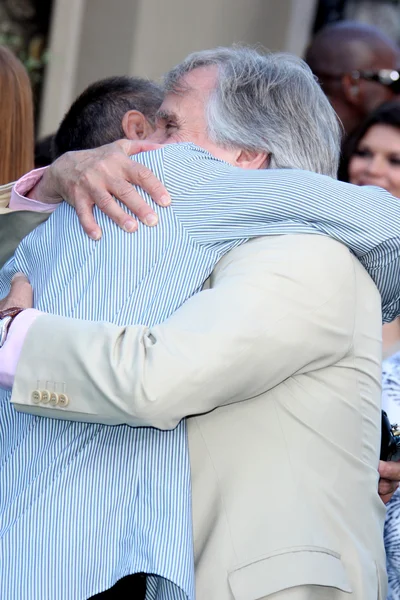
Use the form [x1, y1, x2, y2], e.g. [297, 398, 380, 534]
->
[164, 47, 342, 177]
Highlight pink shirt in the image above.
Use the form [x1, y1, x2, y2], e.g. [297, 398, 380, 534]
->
[0, 308, 42, 388]
[1, 169, 54, 389]
[9, 167, 59, 212]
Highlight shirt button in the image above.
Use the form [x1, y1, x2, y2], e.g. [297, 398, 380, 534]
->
[41, 390, 51, 404]
[49, 392, 59, 407]
[31, 390, 42, 404]
[58, 393, 69, 408]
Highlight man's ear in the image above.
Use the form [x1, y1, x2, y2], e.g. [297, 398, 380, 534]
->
[233, 149, 270, 170]
[342, 74, 363, 107]
[121, 110, 154, 140]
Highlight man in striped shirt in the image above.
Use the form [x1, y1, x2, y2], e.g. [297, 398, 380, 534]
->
[0, 47, 399, 600]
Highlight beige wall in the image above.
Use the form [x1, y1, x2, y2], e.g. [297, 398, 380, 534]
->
[129, 0, 293, 80]
[74, 0, 140, 95]
[39, 0, 316, 136]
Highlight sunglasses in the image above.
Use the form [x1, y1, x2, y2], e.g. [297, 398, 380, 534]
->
[315, 69, 400, 93]
[351, 69, 400, 93]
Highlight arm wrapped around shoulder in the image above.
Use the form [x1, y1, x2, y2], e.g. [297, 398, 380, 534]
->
[12, 234, 378, 429]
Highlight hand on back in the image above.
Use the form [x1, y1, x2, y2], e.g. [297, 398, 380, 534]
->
[30, 139, 170, 239]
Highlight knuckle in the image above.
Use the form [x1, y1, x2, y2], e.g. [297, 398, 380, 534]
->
[137, 166, 153, 183]
[96, 194, 113, 211]
[135, 204, 153, 219]
[56, 151, 74, 170]
[75, 205, 90, 221]
[75, 170, 92, 190]
[103, 150, 120, 164]
[64, 150, 76, 163]
[74, 198, 90, 212]
[113, 181, 133, 201]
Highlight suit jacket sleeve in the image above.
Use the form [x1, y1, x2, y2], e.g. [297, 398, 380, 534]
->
[12, 235, 356, 429]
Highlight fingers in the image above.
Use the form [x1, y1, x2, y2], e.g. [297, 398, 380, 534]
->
[378, 459, 400, 482]
[378, 460, 400, 504]
[124, 160, 171, 210]
[94, 162, 171, 230]
[380, 491, 398, 505]
[379, 477, 398, 494]
[74, 200, 103, 240]
[114, 139, 171, 209]
[0, 274, 33, 311]
[108, 175, 159, 227]
[378, 478, 399, 504]
[71, 174, 140, 239]
[51, 140, 171, 236]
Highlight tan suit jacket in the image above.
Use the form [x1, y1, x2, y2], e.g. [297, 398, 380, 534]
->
[0, 182, 50, 268]
[12, 235, 386, 600]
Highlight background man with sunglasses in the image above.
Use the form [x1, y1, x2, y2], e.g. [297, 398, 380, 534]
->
[306, 20, 400, 136]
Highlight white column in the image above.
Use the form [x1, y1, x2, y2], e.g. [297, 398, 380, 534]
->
[38, 0, 86, 136]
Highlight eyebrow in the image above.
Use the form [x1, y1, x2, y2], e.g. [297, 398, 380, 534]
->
[155, 109, 179, 122]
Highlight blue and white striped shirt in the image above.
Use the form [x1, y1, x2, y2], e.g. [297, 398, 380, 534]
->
[0, 143, 400, 600]
[382, 351, 400, 600]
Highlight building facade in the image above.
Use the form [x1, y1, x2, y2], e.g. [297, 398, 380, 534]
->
[38, 0, 317, 135]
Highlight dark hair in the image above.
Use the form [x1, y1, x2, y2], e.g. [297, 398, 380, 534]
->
[52, 76, 164, 158]
[35, 134, 54, 167]
[339, 101, 400, 181]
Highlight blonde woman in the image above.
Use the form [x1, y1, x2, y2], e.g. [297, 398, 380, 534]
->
[0, 46, 47, 267]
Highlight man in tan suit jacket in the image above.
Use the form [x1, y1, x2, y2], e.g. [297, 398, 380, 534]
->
[8, 234, 385, 599]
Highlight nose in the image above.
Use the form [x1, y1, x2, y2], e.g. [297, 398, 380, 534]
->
[364, 154, 388, 177]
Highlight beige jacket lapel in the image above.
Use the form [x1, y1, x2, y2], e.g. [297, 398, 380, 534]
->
[0, 181, 50, 267]
[0, 181, 14, 214]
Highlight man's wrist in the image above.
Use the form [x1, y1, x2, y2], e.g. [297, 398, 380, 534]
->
[0, 309, 43, 389]
[10, 167, 60, 212]
[0, 307, 24, 348]
[27, 167, 62, 205]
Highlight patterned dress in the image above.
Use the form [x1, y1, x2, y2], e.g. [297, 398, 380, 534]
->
[383, 351, 400, 600]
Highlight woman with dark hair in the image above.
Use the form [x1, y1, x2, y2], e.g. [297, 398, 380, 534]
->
[341, 100, 400, 192]
[341, 101, 400, 600]
[341, 100, 400, 356]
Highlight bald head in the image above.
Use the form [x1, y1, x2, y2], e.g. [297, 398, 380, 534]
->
[306, 21, 399, 75]
[305, 21, 400, 135]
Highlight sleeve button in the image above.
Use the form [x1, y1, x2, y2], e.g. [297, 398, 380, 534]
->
[31, 390, 42, 404]
[41, 390, 51, 404]
[58, 393, 69, 408]
[49, 393, 59, 406]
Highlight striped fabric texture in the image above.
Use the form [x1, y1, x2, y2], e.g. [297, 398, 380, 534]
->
[383, 352, 400, 424]
[0, 143, 399, 600]
[382, 353, 400, 600]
